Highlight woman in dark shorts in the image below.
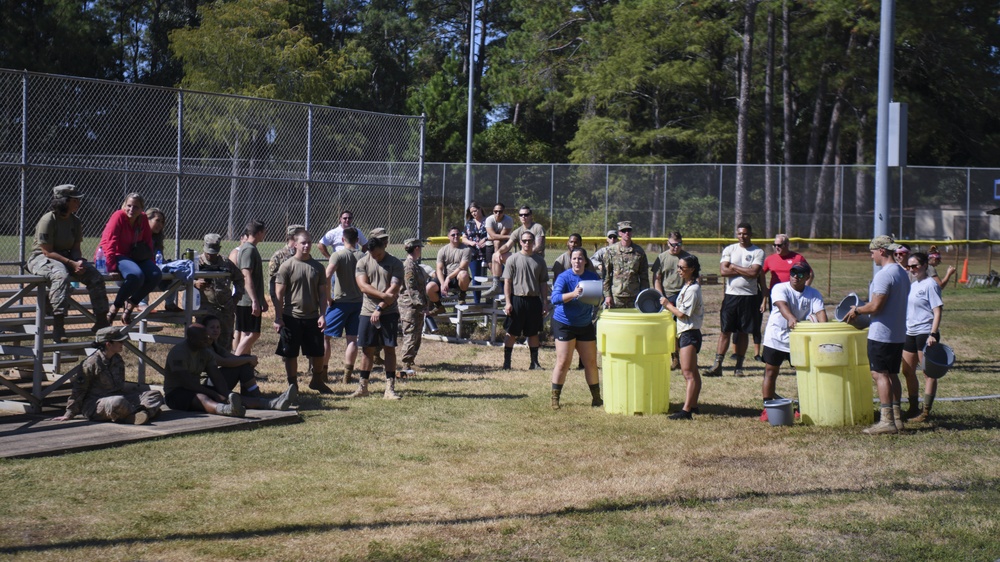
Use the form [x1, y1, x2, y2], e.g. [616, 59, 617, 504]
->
[662, 255, 704, 419]
[549, 248, 603, 410]
[901, 252, 944, 422]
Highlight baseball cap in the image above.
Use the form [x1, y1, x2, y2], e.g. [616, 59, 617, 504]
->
[790, 262, 812, 276]
[203, 233, 222, 255]
[95, 326, 129, 343]
[403, 238, 425, 251]
[369, 228, 389, 241]
[53, 184, 83, 199]
[606, 230, 618, 238]
[617, 220, 633, 232]
[869, 235, 899, 251]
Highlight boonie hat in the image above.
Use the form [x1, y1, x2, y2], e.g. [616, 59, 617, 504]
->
[286, 224, 305, 237]
[95, 326, 129, 343]
[790, 262, 812, 276]
[617, 220, 633, 232]
[203, 233, 222, 255]
[403, 238, 425, 251]
[53, 184, 83, 199]
[869, 235, 899, 251]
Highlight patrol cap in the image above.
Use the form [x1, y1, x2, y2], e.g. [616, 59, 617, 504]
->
[203, 233, 222, 255]
[790, 262, 811, 277]
[95, 326, 129, 343]
[403, 238, 425, 251]
[869, 235, 899, 251]
[606, 230, 618, 238]
[617, 220, 633, 232]
[369, 228, 389, 241]
[286, 224, 305, 237]
[53, 184, 83, 199]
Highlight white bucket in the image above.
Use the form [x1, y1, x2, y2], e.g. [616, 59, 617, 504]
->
[577, 280, 604, 306]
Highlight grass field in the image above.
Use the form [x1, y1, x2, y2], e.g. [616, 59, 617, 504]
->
[1, 250, 998, 561]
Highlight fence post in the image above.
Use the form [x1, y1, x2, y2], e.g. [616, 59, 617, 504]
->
[604, 165, 609, 233]
[304, 104, 313, 231]
[718, 164, 724, 238]
[966, 168, 971, 261]
[19, 71, 27, 272]
[175, 90, 183, 260]
[417, 114, 426, 241]
[550, 163, 555, 234]
[662, 164, 668, 237]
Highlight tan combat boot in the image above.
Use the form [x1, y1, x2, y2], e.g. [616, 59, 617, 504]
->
[863, 407, 898, 435]
[551, 388, 561, 410]
[348, 378, 370, 398]
[383, 377, 401, 400]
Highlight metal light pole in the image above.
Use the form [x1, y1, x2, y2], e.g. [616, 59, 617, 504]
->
[464, 0, 477, 213]
[873, 0, 895, 273]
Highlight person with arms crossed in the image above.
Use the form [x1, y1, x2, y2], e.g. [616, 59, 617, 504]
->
[318, 210, 367, 258]
[602, 220, 649, 309]
[502, 231, 550, 370]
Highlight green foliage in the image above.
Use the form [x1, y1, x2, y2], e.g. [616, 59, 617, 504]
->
[476, 122, 552, 163]
[407, 51, 473, 162]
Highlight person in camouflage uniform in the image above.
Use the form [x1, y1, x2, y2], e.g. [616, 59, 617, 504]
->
[399, 238, 433, 372]
[52, 327, 164, 425]
[268, 224, 305, 309]
[602, 220, 649, 308]
[27, 184, 110, 341]
[194, 233, 245, 353]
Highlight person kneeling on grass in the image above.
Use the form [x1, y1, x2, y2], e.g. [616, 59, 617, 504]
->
[202, 314, 296, 410]
[549, 247, 603, 410]
[52, 327, 164, 425]
[164, 324, 288, 417]
[760, 262, 827, 421]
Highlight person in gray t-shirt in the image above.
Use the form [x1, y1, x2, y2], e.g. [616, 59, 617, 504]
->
[843, 235, 911, 435]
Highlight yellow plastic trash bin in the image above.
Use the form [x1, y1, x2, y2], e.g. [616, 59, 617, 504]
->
[789, 323, 873, 426]
[597, 310, 675, 415]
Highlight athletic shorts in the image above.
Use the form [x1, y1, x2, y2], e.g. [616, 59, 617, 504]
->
[235, 305, 262, 333]
[165, 388, 202, 412]
[678, 329, 702, 353]
[903, 333, 930, 353]
[481, 245, 495, 264]
[868, 340, 904, 374]
[324, 301, 362, 337]
[762, 345, 791, 367]
[504, 295, 543, 337]
[275, 315, 325, 358]
[358, 312, 400, 348]
[551, 318, 596, 342]
[719, 294, 757, 334]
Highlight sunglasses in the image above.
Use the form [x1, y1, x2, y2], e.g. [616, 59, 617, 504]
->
[790, 272, 808, 279]
[520, 239, 534, 243]
[669, 242, 681, 248]
[519, 213, 531, 217]
[907, 264, 921, 270]
[773, 243, 786, 248]
[677, 265, 690, 270]
[493, 210, 503, 214]
[619, 229, 632, 234]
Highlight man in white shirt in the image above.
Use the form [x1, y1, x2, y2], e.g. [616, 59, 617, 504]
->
[318, 210, 368, 258]
[704, 222, 765, 378]
[760, 262, 827, 414]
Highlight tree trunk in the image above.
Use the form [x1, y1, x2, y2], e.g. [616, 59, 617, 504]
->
[781, 0, 794, 235]
[764, 8, 776, 238]
[734, 0, 760, 228]
[855, 112, 869, 238]
[809, 94, 844, 239]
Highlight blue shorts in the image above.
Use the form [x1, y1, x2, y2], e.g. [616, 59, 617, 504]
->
[324, 301, 362, 337]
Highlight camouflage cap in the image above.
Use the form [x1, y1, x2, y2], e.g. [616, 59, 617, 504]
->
[53, 184, 83, 199]
[95, 326, 129, 343]
[617, 220, 633, 232]
[369, 228, 389, 241]
[286, 224, 305, 237]
[869, 235, 899, 251]
[203, 233, 222, 255]
[403, 237, 425, 250]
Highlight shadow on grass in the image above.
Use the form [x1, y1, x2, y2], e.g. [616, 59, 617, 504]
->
[404, 389, 528, 400]
[428, 362, 501, 375]
[5, 479, 997, 555]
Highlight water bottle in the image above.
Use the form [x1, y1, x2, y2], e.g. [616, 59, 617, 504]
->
[155, 250, 164, 266]
[192, 251, 201, 309]
[95, 247, 107, 274]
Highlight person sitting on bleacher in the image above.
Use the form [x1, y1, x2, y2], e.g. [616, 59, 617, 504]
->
[52, 327, 163, 425]
[428, 225, 472, 306]
[99, 192, 162, 325]
[27, 184, 110, 342]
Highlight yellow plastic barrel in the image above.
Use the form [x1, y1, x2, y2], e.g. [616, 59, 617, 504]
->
[596, 310, 675, 415]
[789, 323, 873, 426]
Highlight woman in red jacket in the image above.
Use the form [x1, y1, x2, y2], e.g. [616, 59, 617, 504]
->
[99, 193, 162, 324]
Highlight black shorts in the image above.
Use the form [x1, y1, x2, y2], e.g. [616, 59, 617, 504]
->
[358, 312, 400, 348]
[678, 329, 702, 353]
[209, 364, 256, 392]
[235, 305, 262, 333]
[481, 245, 495, 264]
[165, 388, 202, 412]
[504, 295, 543, 337]
[762, 345, 791, 367]
[552, 318, 596, 342]
[275, 315, 325, 358]
[719, 294, 757, 334]
[868, 340, 904, 374]
[904, 333, 930, 353]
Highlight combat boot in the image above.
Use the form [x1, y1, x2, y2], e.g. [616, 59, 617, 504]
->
[348, 378, 370, 398]
[342, 366, 354, 385]
[269, 384, 298, 410]
[308, 367, 334, 394]
[383, 377, 401, 400]
[892, 404, 905, 431]
[551, 388, 561, 410]
[51, 315, 66, 344]
[863, 407, 898, 435]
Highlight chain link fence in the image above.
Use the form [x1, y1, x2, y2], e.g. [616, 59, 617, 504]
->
[1, 69, 425, 271]
[422, 163, 1000, 242]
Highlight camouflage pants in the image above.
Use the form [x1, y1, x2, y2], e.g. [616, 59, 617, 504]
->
[610, 295, 637, 309]
[26, 254, 109, 318]
[85, 390, 164, 422]
[400, 309, 424, 364]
